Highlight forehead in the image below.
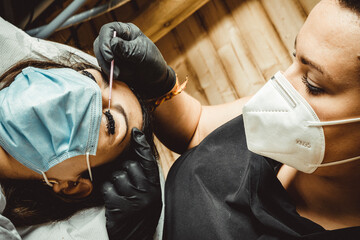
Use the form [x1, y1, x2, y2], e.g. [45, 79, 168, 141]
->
[297, 0, 360, 79]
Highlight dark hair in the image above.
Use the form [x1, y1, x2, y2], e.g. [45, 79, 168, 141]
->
[338, 0, 360, 16]
[0, 55, 157, 227]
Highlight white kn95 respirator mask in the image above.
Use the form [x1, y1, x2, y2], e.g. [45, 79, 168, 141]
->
[243, 71, 360, 173]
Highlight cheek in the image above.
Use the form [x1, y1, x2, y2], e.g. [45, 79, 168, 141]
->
[95, 116, 120, 159]
[128, 103, 143, 130]
[284, 63, 360, 160]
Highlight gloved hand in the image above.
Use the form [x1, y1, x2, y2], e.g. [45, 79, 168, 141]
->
[102, 128, 162, 240]
[93, 22, 176, 99]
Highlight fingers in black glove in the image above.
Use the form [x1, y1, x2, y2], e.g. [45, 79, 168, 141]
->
[132, 128, 160, 184]
[102, 127, 162, 240]
[93, 21, 176, 99]
[93, 22, 142, 78]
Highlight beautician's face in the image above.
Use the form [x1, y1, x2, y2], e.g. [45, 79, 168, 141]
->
[284, 0, 360, 167]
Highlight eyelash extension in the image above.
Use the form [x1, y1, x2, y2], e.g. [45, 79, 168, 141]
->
[104, 110, 115, 135]
[301, 75, 325, 96]
[81, 70, 97, 83]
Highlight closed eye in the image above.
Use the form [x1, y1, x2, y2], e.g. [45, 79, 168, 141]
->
[301, 75, 325, 96]
[81, 70, 97, 83]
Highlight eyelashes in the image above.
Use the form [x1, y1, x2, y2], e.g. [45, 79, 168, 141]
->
[301, 75, 325, 96]
[81, 70, 97, 83]
[104, 110, 115, 135]
[81, 70, 116, 134]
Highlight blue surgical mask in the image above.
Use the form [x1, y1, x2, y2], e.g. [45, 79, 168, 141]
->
[0, 67, 102, 181]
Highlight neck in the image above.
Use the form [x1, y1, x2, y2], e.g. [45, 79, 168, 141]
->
[278, 164, 360, 229]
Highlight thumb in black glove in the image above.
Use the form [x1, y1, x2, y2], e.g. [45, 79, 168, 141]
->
[93, 22, 176, 99]
[102, 128, 162, 240]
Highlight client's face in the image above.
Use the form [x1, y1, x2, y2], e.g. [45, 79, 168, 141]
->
[45, 68, 143, 187]
[84, 68, 143, 166]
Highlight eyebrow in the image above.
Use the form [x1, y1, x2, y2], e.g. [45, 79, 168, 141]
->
[113, 104, 129, 145]
[294, 36, 333, 80]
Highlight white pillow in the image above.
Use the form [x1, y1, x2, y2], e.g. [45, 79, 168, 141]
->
[0, 17, 98, 76]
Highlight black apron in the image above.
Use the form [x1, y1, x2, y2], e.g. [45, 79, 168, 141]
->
[164, 115, 360, 240]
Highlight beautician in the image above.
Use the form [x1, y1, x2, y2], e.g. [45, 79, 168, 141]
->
[95, 0, 360, 238]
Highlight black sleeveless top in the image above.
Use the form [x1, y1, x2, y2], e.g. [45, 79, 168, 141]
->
[164, 115, 360, 240]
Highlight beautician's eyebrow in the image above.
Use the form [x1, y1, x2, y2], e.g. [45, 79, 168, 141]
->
[294, 36, 333, 82]
[113, 104, 129, 145]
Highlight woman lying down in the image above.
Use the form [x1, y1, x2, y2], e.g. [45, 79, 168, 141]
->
[0, 54, 162, 239]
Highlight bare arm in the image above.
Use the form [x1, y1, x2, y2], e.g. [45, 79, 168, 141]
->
[153, 92, 251, 154]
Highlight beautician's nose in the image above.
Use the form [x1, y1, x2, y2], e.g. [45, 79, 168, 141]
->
[283, 63, 303, 92]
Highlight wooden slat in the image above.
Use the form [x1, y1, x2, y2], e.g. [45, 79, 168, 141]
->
[154, 137, 179, 178]
[224, 0, 292, 80]
[174, 14, 238, 105]
[157, 32, 210, 105]
[298, 0, 320, 15]
[131, 0, 211, 42]
[198, 0, 265, 97]
[261, 0, 306, 56]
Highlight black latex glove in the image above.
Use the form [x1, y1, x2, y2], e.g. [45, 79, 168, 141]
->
[102, 128, 162, 240]
[93, 22, 176, 99]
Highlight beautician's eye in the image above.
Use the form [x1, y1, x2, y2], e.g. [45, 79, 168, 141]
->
[81, 70, 97, 83]
[301, 75, 325, 96]
[104, 110, 115, 135]
[292, 51, 296, 58]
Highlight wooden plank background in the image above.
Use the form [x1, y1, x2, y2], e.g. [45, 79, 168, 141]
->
[46, 0, 321, 177]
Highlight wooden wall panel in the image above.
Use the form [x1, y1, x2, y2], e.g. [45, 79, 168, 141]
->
[156, 33, 210, 105]
[223, 0, 291, 81]
[298, 0, 321, 14]
[155, 137, 179, 178]
[261, 0, 306, 55]
[198, 0, 265, 97]
[132, 0, 211, 42]
[174, 15, 238, 105]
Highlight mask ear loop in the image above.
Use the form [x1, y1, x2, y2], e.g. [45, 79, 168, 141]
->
[86, 152, 93, 181]
[41, 171, 54, 187]
[307, 117, 360, 127]
[309, 155, 360, 168]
